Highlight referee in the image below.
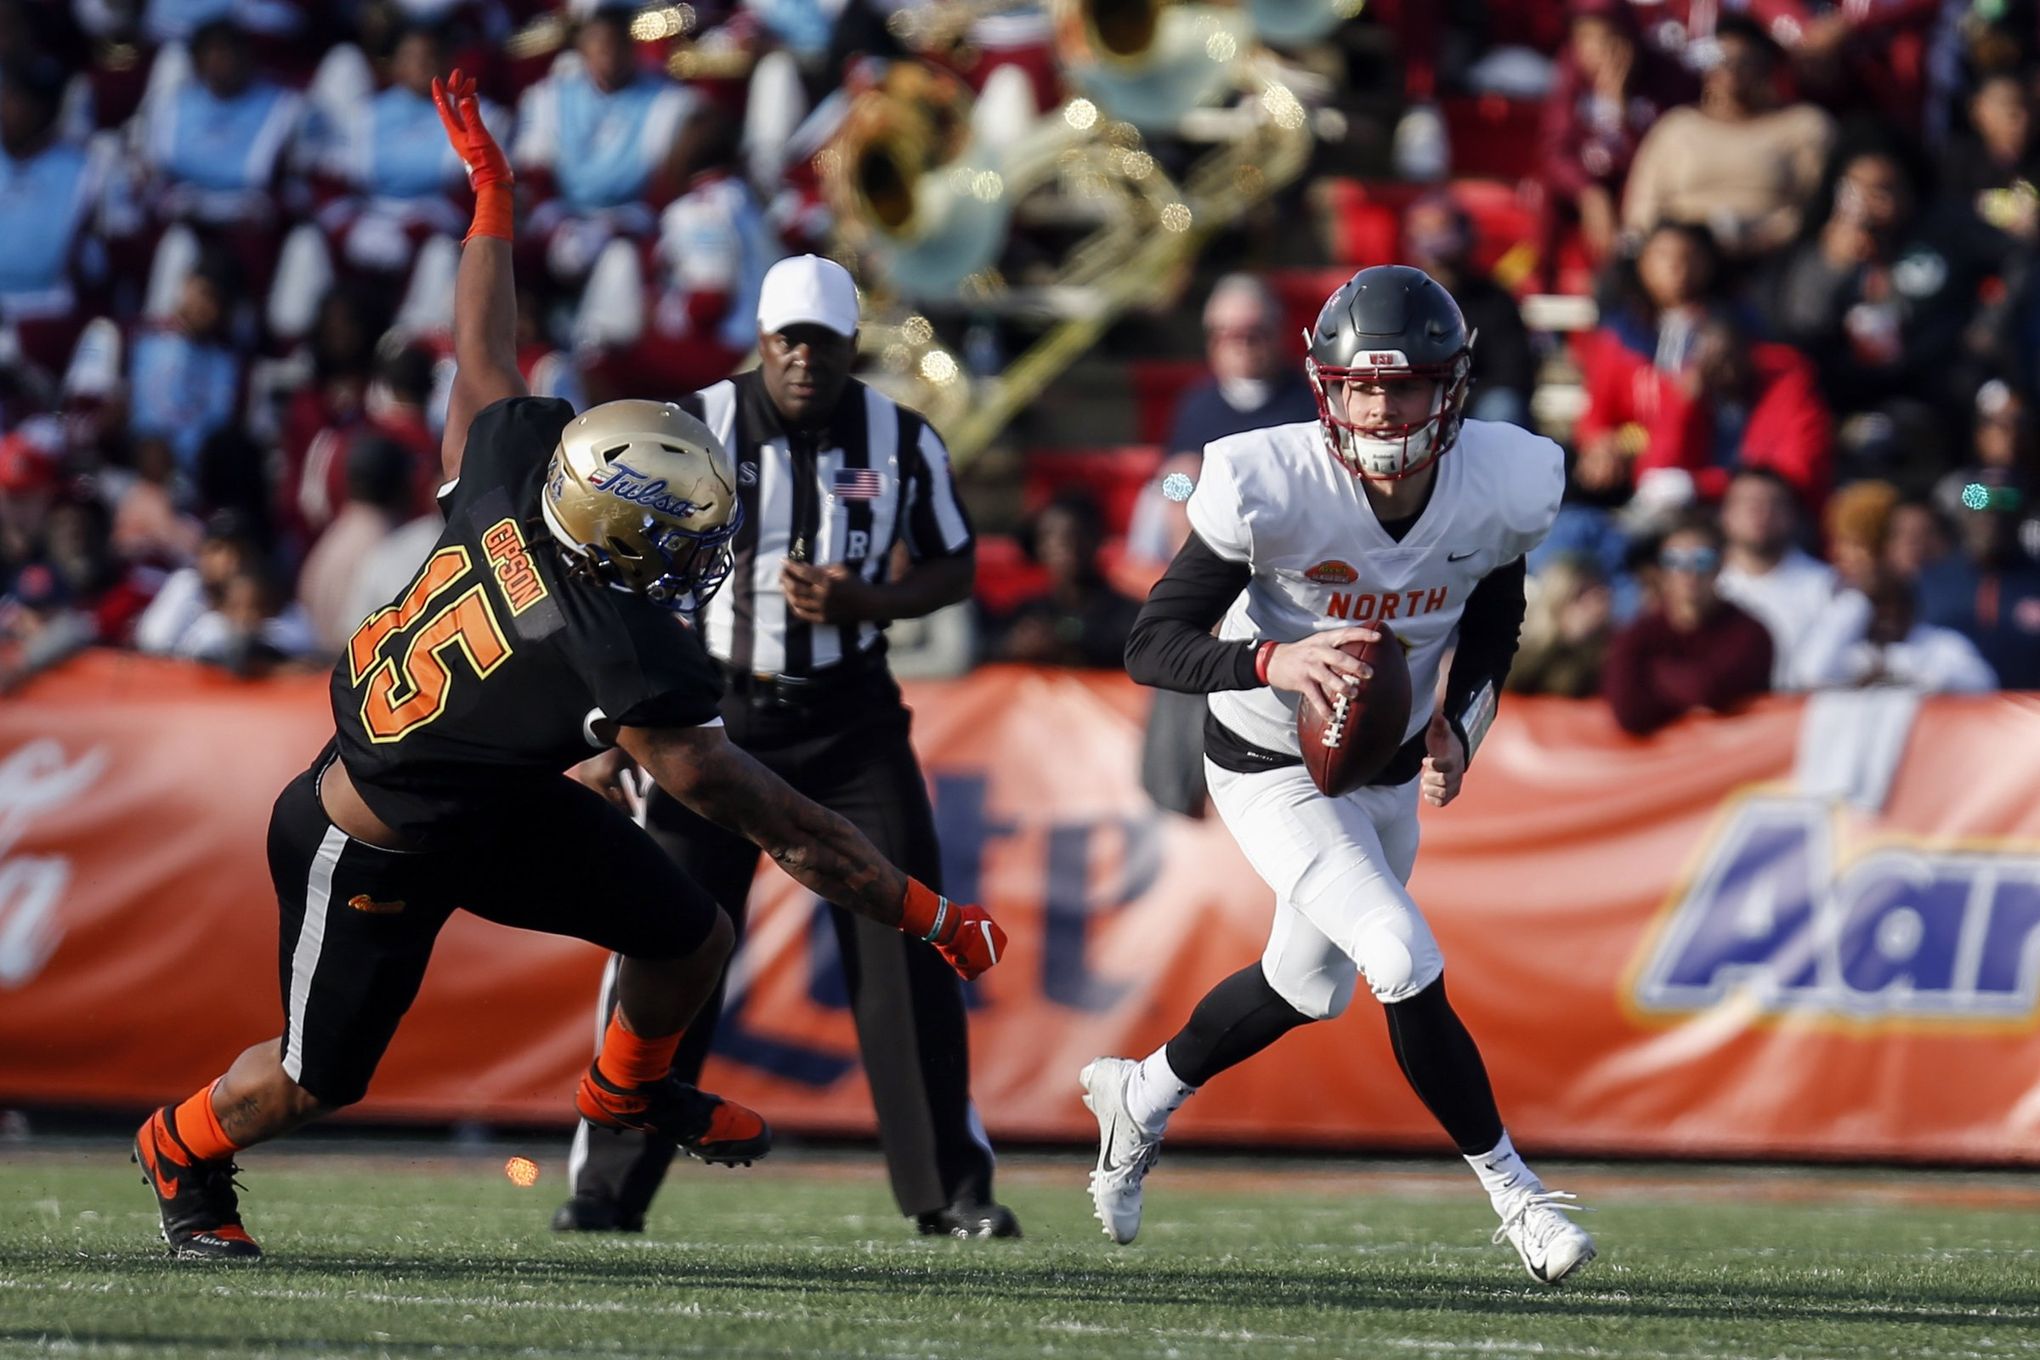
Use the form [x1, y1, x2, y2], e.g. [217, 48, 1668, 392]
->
[554, 255, 1016, 1239]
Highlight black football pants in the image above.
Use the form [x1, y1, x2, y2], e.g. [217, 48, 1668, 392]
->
[274, 755, 720, 1108]
[567, 676, 995, 1219]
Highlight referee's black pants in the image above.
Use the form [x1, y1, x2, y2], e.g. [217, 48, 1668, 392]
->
[567, 669, 995, 1220]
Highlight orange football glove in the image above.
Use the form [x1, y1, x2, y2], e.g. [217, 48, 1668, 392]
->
[901, 880, 1007, 981]
[933, 902, 1006, 982]
[431, 69, 511, 189]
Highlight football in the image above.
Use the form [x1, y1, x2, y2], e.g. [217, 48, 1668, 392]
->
[1296, 624, 1413, 797]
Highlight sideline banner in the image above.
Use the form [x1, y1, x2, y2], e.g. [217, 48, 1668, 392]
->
[2, 653, 2038, 1163]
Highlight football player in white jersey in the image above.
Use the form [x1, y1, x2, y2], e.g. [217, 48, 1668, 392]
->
[1083, 264, 1597, 1283]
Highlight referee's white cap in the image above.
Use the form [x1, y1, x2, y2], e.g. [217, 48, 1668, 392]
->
[757, 255, 861, 337]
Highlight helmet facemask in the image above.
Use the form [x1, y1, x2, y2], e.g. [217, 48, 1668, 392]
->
[646, 509, 741, 615]
[542, 479, 742, 615]
[542, 487, 744, 618]
[1306, 352, 1472, 481]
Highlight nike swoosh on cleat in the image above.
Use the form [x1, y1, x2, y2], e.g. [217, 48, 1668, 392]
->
[1098, 1111, 1122, 1173]
[136, 1129, 180, 1199]
[980, 921, 998, 964]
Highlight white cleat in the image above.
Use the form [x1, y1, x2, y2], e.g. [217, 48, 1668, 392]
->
[1079, 1058, 1161, 1246]
[1493, 1186, 1597, 1284]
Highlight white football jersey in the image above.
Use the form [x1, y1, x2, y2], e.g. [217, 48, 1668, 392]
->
[1188, 418, 1565, 756]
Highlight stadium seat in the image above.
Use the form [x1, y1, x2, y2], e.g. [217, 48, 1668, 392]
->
[973, 533, 1050, 613]
[1480, 0, 1569, 52]
[1441, 96, 1542, 182]
[1264, 267, 1370, 349]
[1447, 178, 1540, 291]
[1023, 445, 1165, 537]
[1127, 360, 1207, 446]
[1319, 177, 1595, 297]
[1317, 179, 1420, 267]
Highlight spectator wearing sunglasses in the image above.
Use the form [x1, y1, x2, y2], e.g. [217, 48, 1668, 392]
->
[1603, 515, 1775, 736]
[1164, 275, 1318, 461]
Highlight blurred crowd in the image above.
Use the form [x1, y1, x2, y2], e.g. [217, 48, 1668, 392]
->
[0, 0, 1050, 687]
[1117, 0, 2040, 770]
[2, 0, 2039, 733]
[1510, 0, 2040, 731]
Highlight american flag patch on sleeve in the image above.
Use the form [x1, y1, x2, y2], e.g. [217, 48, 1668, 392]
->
[831, 468, 886, 501]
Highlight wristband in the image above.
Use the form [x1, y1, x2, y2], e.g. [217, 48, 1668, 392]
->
[900, 877, 951, 943]
[1254, 640, 1278, 686]
[466, 181, 513, 244]
[1455, 680, 1497, 761]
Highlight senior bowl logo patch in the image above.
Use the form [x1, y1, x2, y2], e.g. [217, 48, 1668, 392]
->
[1305, 560, 1358, 584]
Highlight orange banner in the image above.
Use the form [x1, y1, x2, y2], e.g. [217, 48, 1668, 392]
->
[3, 653, 2040, 1163]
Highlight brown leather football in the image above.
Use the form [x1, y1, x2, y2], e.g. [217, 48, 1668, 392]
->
[1296, 624, 1413, 797]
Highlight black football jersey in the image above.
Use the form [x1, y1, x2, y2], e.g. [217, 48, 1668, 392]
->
[330, 396, 723, 838]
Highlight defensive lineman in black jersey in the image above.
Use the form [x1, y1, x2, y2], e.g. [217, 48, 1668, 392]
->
[129, 71, 1005, 1261]
[328, 396, 728, 836]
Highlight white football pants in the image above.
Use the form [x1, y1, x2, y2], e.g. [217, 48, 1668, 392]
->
[1205, 761, 1443, 1015]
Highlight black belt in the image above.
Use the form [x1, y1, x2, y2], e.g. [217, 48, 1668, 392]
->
[721, 647, 890, 709]
[1203, 711, 1423, 787]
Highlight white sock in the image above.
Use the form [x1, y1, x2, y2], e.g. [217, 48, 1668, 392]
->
[1123, 1048, 1195, 1136]
[1466, 1130, 1538, 1212]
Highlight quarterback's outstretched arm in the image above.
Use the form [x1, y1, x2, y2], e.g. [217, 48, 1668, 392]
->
[432, 70, 526, 482]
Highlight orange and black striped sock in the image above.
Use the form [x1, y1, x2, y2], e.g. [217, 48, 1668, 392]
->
[171, 1080, 242, 1163]
[594, 1014, 682, 1091]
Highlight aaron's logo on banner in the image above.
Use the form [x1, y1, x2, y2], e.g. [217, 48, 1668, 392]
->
[1632, 794, 2040, 1024]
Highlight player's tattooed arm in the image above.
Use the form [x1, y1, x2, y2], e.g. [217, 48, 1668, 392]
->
[618, 724, 908, 926]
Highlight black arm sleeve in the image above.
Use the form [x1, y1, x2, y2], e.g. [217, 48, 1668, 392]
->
[1123, 532, 1261, 694]
[1442, 556, 1528, 762]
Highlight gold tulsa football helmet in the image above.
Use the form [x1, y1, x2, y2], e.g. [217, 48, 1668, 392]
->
[539, 399, 743, 612]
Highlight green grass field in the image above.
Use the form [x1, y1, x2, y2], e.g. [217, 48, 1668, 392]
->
[3, 1138, 2038, 1359]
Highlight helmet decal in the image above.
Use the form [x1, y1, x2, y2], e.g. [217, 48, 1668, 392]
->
[586, 462, 708, 520]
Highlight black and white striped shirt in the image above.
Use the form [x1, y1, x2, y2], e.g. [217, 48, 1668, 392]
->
[681, 370, 974, 677]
